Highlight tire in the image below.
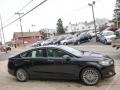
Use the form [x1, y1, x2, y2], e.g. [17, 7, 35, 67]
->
[63, 42, 67, 45]
[77, 41, 81, 45]
[96, 37, 99, 42]
[104, 40, 107, 45]
[80, 67, 101, 86]
[16, 68, 29, 82]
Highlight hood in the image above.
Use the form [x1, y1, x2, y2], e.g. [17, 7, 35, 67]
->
[104, 35, 116, 39]
[80, 51, 112, 61]
[61, 39, 68, 43]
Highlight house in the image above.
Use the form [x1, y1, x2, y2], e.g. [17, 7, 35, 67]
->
[13, 32, 41, 47]
[39, 28, 57, 38]
[66, 22, 86, 33]
[66, 19, 109, 33]
[66, 22, 98, 33]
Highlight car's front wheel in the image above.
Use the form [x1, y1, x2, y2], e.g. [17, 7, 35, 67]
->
[63, 42, 67, 45]
[80, 67, 101, 86]
[104, 40, 107, 45]
[77, 41, 81, 45]
[96, 37, 99, 42]
[16, 68, 29, 82]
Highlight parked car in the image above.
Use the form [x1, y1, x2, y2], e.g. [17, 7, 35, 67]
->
[0, 45, 11, 52]
[53, 35, 66, 45]
[111, 28, 120, 49]
[60, 35, 73, 45]
[97, 31, 116, 44]
[32, 40, 44, 47]
[87, 31, 96, 37]
[73, 32, 92, 45]
[6, 45, 11, 51]
[41, 36, 58, 45]
[8, 45, 115, 85]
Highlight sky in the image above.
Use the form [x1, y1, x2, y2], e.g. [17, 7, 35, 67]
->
[0, 0, 116, 42]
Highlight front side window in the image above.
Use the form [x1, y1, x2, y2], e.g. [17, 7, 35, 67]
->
[47, 48, 69, 57]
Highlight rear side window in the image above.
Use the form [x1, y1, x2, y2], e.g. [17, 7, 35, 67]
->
[20, 49, 45, 58]
[20, 51, 33, 57]
[36, 49, 44, 57]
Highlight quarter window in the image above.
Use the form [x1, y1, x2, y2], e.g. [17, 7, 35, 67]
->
[20, 49, 44, 58]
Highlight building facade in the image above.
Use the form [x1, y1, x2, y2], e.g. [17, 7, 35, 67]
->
[39, 28, 57, 37]
[13, 32, 41, 47]
[66, 22, 97, 33]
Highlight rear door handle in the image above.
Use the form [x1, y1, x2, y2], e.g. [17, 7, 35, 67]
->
[24, 60, 30, 62]
[48, 60, 54, 62]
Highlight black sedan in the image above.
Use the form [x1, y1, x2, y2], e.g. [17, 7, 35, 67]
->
[8, 45, 115, 85]
[73, 32, 92, 45]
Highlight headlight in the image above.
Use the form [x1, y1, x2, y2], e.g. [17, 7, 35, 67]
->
[98, 60, 114, 66]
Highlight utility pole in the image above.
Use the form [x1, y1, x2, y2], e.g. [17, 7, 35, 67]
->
[0, 14, 7, 53]
[0, 26, 2, 44]
[0, 14, 6, 45]
[114, 9, 120, 28]
[15, 12, 24, 46]
[88, 1, 97, 42]
[31, 24, 36, 42]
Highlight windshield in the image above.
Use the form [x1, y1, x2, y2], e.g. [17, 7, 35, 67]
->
[103, 31, 114, 36]
[60, 46, 82, 57]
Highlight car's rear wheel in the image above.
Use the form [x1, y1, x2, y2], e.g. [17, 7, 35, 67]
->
[16, 68, 29, 82]
[80, 67, 101, 86]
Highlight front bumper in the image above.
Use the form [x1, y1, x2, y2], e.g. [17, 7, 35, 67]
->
[101, 65, 116, 78]
[8, 68, 15, 76]
[106, 39, 112, 44]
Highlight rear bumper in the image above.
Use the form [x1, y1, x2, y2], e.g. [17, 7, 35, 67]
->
[101, 65, 116, 78]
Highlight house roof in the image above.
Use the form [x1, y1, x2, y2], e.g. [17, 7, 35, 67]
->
[13, 32, 40, 38]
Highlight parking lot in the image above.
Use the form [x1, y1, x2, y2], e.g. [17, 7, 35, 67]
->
[0, 40, 120, 90]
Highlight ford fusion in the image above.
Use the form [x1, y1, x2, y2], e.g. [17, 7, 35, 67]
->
[8, 45, 115, 85]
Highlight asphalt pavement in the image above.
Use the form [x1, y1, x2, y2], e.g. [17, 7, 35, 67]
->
[0, 47, 30, 61]
[0, 52, 12, 61]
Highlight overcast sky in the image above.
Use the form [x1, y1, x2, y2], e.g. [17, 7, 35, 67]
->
[0, 0, 116, 42]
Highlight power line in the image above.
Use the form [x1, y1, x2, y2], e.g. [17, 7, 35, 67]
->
[2, 0, 47, 29]
[64, 0, 103, 16]
[18, 0, 34, 12]
[3, 0, 34, 25]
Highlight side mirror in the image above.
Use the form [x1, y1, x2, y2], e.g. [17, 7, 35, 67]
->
[62, 55, 71, 61]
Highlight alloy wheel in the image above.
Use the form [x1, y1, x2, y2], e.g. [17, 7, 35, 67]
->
[77, 41, 81, 45]
[63, 42, 67, 45]
[16, 69, 29, 82]
[104, 40, 107, 45]
[81, 68, 101, 85]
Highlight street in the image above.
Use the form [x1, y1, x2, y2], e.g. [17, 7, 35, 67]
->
[0, 52, 13, 61]
[0, 39, 120, 90]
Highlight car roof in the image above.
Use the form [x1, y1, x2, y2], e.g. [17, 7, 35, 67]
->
[34, 45, 67, 49]
[102, 30, 114, 33]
